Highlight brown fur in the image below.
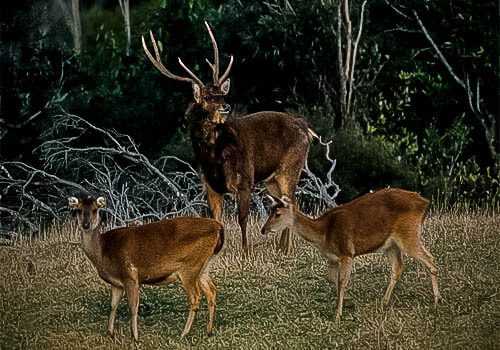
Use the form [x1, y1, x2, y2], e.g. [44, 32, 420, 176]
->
[68, 195, 224, 341]
[143, 23, 315, 253]
[262, 188, 440, 323]
[190, 109, 311, 254]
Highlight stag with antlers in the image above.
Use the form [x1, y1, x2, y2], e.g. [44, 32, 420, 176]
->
[142, 22, 317, 253]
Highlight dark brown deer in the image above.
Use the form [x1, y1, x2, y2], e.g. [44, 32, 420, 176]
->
[261, 188, 440, 323]
[68, 195, 224, 341]
[142, 22, 317, 253]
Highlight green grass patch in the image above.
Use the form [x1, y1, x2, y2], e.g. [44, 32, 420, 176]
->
[1, 210, 499, 349]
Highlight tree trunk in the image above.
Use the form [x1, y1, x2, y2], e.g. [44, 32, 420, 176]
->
[335, 0, 367, 130]
[71, 0, 81, 54]
[119, 0, 131, 55]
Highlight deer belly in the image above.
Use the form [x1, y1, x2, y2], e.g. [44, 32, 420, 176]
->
[142, 272, 178, 286]
[355, 234, 393, 255]
[97, 269, 124, 287]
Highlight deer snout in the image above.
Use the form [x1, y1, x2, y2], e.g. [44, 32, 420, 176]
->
[82, 221, 91, 230]
[261, 226, 275, 235]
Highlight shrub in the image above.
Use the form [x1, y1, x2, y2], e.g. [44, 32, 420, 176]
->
[310, 129, 417, 203]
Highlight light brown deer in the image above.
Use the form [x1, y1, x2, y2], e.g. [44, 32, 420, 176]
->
[261, 188, 440, 323]
[142, 22, 318, 254]
[68, 195, 224, 341]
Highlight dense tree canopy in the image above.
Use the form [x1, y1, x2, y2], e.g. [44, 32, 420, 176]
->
[1, 0, 498, 203]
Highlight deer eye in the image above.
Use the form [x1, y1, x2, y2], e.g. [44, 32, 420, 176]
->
[275, 212, 281, 217]
[204, 95, 212, 101]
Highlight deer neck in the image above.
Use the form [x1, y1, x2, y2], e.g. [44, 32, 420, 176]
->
[186, 103, 217, 134]
[187, 104, 227, 164]
[80, 229, 103, 267]
[293, 210, 326, 247]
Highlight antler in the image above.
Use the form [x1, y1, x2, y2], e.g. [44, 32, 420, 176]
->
[204, 22, 234, 85]
[142, 31, 204, 86]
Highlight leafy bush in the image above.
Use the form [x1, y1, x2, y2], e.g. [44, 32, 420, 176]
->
[315, 129, 417, 203]
[453, 161, 500, 207]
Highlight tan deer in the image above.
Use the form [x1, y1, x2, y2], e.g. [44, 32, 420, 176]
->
[142, 22, 318, 254]
[261, 188, 440, 323]
[68, 195, 224, 341]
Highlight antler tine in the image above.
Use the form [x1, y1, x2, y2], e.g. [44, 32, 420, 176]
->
[177, 58, 204, 86]
[218, 55, 234, 85]
[142, 31, 202, 85]
[204, 21, 219, 85]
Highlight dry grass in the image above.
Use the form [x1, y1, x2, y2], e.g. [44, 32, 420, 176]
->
[1, 209, 499, 349]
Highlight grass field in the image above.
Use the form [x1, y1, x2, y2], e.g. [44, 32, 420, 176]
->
[1, 208, 499, 349]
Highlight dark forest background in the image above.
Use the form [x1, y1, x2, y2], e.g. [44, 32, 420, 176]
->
[1, 0, 498, 210]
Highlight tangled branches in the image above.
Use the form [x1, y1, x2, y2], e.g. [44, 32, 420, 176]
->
[299, 138, 340, 208]
[1, 111, 340, 236]
[1, 111, 206, 233]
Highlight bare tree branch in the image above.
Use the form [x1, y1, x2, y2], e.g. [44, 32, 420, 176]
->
[412, 10, 498, 165]
[413, 10, 466, 89]
[1, 111, 341, 236]
[347, 0, 367, 115]
[299, 138, 340, 208]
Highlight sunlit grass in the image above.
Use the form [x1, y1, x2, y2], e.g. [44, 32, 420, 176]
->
[0, 209, 499, 349]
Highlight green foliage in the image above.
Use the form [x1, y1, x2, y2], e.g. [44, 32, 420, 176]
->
[2, 0, 498, 207]
[454, 162, 500, 206]
[415, 119, 470, 191]
[0, 3, 75, 164]
[210, 0, 341, 112]
[324, 129, 416, 202]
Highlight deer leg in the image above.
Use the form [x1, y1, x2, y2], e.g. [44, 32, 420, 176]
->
[124, 279, 140, 341]
[400, 240, 441, 305]
[265, 180, 281, 198]
[382, 245, 404, 306]
[276, 177, 296, 255]
[108, 285, 124, 336]
[205, 181, 223, 222]
[274, 176, 298, 255]
[265, 180, 291, 253]
[272, 139, 309, 254]
[418, 245, 441, 305]
[180, 277, 202, 339]
[237, 189, 251, 251]
[335, 257, 353, 324]
[327, 260, 354, 308]
[200, 274, 217, 335]
[326, 260, 339, 285]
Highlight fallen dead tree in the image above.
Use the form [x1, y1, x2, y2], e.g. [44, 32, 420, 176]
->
[0, 111, 339, 236]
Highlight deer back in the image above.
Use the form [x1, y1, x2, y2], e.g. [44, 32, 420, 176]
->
[323, 189, 429, 256]
[96, 217, 223, 284]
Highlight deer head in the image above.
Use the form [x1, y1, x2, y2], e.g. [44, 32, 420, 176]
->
[142, 22, 233, 124]
[261, 194, 295, 235]
[68, 196, 106, 232]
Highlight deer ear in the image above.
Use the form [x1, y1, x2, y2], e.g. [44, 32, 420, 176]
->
[280, 195, 292, 207]
[267, 193, 287, 207]
[220, 79, 230, 95]
[193, 83, 202, 103]
[68, 196, 80, 208]
[266, 194, 277, 207]
[96, 197, 106, 208]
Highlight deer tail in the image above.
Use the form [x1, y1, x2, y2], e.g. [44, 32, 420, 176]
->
[213, 225, 225, 255]
[307, 128, 331, 146]
[307, 127, 320, 143]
